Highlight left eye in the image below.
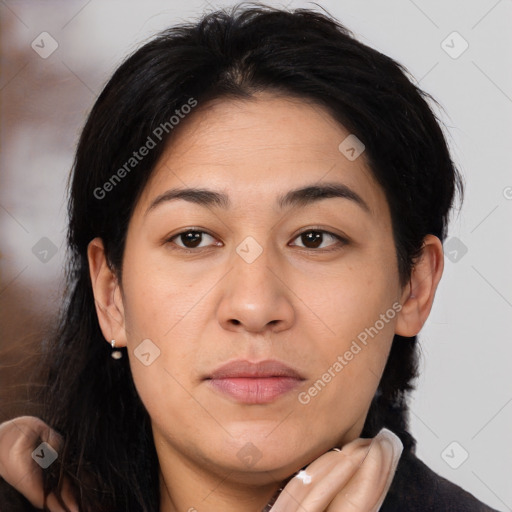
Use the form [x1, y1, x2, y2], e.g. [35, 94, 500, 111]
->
[290, 230, 345, 250]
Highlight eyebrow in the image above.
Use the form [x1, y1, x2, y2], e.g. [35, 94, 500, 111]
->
[144, 182, 370, 216]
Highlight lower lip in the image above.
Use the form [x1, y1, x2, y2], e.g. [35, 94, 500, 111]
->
[207, 377, 302, 404]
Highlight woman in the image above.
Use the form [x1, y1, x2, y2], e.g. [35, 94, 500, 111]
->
[0, 4, 501, 511]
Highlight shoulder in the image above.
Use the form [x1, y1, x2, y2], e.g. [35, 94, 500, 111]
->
[380, 448, 502, 512]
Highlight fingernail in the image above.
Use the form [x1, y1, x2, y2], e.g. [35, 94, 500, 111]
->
[374, 428, 403, 470]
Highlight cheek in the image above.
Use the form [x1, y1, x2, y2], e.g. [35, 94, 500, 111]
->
[119, 259, 206, 405]
[294, 258, 398, 349]
[297, 316, 395, 435]
[293, 253, 399, 405]
[121, 258, 192, 342]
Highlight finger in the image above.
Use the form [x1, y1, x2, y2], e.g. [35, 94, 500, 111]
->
[326, 428, 403, 512]
[10, 465, 79, 512]
[325, 433, 386, 512]
[46, 493, 69, 512]
[12, 462, 78, 512]
[47, 488, 80, 512]
[269, 438, 373, 512]
[40, 424, 64, 452]
[0, 416, 63, 462]
[60, 475, 80, 512]
[14, 416, 63, 451]
[371, 430, 402, 512]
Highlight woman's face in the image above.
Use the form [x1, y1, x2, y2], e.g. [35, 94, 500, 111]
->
[116, 93, 406, 483]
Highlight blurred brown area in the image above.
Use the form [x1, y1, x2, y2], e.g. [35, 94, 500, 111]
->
[0, 282, 49, 423]
[0, 5, 93, 425]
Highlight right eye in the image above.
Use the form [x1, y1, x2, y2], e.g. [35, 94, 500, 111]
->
[165, 229, 223, 252]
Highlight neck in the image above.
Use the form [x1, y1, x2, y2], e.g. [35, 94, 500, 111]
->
[158, 456, 282, 512]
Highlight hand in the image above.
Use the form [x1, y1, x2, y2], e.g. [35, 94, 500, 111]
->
[269, 428, 403, 512]
[0, 416, 79, 512]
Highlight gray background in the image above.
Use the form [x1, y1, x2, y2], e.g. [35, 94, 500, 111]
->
[1, 0, 511, 510]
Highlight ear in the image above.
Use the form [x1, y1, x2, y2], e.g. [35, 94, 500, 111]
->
[87, 237, 127, 348]
[395, 234, 444, 337]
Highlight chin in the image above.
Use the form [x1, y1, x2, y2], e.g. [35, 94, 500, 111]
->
[202, 439, 317, 485]
[219, 457, 306, 487]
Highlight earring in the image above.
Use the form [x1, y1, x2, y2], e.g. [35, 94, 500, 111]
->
[110, 339, 123, 359]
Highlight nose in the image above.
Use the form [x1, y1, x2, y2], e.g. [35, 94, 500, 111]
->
[216, 240, 295, 335]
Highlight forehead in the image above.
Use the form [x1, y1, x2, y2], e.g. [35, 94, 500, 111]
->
[135, 92, 389, 220]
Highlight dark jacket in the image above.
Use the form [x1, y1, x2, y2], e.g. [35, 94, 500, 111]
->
[380, 448, 502, 511]
[0, 449, 503, 511]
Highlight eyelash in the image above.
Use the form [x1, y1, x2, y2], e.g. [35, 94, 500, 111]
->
[164, 227, 349, 254]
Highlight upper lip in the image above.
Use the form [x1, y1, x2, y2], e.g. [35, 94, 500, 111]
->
[206, 359, 305, 380]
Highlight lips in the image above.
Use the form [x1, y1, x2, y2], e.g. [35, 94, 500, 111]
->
[207, 359, 305, 380]
[205, 359, 305, 404]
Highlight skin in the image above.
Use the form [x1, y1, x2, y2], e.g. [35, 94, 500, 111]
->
[0, 92, 443, 511]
